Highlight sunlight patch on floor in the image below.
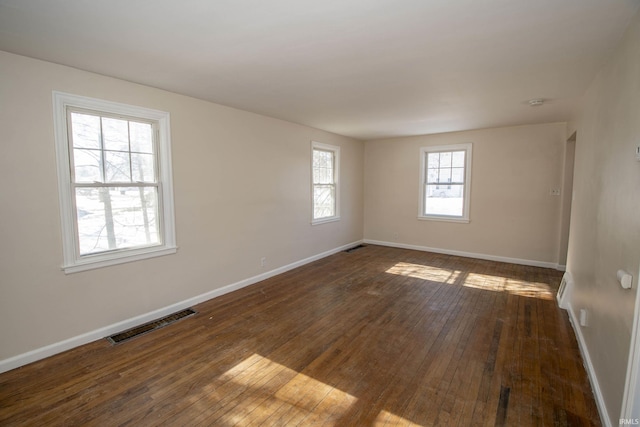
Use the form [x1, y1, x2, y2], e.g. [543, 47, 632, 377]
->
[464, 273, 554, 300]
[386, 262, 554, 300]
[375, 409, 423, 426]
[214, 353, 358, 425]
[274, 370, 356, 415]
[386, 262, 460, 284]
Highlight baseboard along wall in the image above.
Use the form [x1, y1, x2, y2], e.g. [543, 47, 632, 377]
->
[363, 239, 563, 270]
[0, 240, 364, 374]
[551, 272, 610, 426]
[565, 302, 612, 427]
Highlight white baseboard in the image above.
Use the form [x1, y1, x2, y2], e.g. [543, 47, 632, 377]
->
[566, 302, 612, 427]
[0, 240, 363, 374]
[363, 239, 558, 269]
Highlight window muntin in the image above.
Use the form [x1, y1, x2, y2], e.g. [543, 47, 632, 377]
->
[313, 149, 335, 218]
[312, 142, 340, 224]
[69, 110, 161, 256]
[419, 143, 472, 222]
[53, 92, 176, 273]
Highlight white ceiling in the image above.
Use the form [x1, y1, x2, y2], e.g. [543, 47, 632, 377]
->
[0, 0, 638, 140]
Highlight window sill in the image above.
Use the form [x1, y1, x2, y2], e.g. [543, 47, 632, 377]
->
[418, 215, 470, 224]
[312, 216, 341, 226]
[62, 246, 178, 274]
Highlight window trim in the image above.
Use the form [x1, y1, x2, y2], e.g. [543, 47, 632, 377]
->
[418, 143, 472, 223]
[311, 141, 340, 225]
[52, 91, 177, 273]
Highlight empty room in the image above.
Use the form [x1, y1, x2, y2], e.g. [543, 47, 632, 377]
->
[1, 1, 640, 426]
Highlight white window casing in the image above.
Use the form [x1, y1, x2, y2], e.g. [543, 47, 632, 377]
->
[52, 91, 177, 273]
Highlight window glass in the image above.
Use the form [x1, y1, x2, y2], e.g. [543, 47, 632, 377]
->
[420, 144, 472, 221]
[69, 111, 161, 256]
[312, 142, 340, 224]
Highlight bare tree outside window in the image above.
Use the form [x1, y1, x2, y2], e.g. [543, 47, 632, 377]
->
[70, 112, 159, 255]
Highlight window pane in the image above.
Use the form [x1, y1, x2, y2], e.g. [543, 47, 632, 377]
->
[130, 122, 153, 153]
[313, 150, 334, 184]
[439, 152, 452, 167]
[425, 184, 464, 216]
[102, 117, 129, 152]
[71, 113, 101, 149]
[313, 150, 332, 168]
[427, 169, 438, 183]
[75, 186, 160, 255]
[313, 184, 335, 219]
[131, 153, 155, 182]
[427, 152, 440, 169]
[452, 151, 465, 167]
[73, 149, 102, 183]
[438, 168, 452, 183]
[105, 151, 131, 182]
[452, 167, 465, 183]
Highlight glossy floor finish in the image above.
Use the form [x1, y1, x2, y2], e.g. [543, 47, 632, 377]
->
[0, 245, 600, 426]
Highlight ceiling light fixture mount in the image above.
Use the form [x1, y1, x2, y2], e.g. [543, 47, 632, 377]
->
[528, 98, 545, 107]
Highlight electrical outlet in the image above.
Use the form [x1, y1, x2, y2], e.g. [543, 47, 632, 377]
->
[549, 188, 561, 196]
[260, 257, 266, 268]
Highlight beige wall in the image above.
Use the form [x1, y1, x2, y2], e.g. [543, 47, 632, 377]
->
[566, 10, 640, 425]
[0, 51, 363, 362]
[364, 123, 566, 265]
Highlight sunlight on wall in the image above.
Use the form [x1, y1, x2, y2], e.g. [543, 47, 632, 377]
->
[385, 262, 554, 300]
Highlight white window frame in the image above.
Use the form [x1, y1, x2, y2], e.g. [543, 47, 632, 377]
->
[311, 141, 340, 225]
[419, 143, 472, 223]
[52, 91, 177, 273]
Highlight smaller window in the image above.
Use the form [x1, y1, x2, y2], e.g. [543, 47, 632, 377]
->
[419, 143, 472, 222]
[311, 141, 340, 224]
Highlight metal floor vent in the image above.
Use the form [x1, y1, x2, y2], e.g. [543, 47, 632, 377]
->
[107, 308, 196, 345]
[344, 244, 366, 253]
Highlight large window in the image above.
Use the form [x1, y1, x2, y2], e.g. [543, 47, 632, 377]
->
[419, 143, 472, 222]
[311, 141, 340, 224]
[53, 92, 176, 273]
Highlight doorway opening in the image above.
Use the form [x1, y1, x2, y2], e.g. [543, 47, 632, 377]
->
[558, 131, 576, 268]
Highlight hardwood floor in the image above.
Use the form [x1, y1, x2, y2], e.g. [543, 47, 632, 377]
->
[0, 245, 600, 426]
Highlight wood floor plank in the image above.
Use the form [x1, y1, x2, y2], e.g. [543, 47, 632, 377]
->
[0, 245, 601, 426]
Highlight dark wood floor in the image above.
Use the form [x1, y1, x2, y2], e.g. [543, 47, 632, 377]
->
[0, 245, 600, 426]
